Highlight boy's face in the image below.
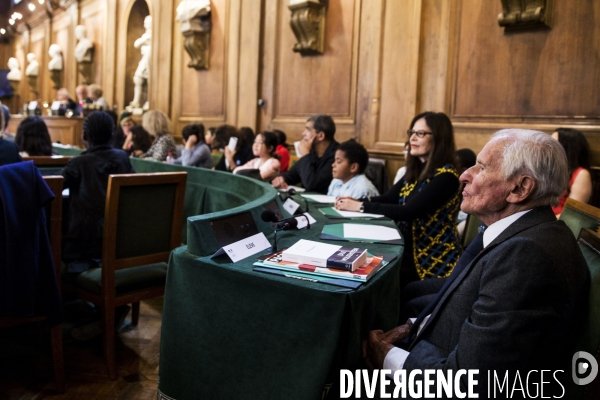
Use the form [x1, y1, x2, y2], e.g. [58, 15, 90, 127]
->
[332, 150, 358, 183]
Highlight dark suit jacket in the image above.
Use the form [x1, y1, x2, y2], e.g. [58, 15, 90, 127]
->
[404, 206, 589, 397]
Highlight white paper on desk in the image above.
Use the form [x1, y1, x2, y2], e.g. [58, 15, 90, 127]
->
[335, 209, 385, 219]
[343, 223, 400, 241]
[301, 194, 336, 203]
[211, 232, 271, 262]
[295, 212, 317, 229]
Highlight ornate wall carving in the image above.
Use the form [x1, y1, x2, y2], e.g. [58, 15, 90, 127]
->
[288, 0, 326, 55]
[498, 0, 553, 31]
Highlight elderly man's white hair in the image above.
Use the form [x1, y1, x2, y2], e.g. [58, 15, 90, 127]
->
[490, 129, 569, 207]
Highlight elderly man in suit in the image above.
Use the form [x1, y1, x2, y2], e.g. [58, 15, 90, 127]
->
[363, 129, 590, 396]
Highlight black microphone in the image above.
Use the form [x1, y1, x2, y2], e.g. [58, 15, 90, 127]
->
[261, 210, 300, 229]
[261, 210, 278, 223]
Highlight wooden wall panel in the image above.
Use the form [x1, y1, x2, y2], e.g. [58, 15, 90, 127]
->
[51, 8, 77, 98]
[29, 22, 49, 103]
[80, 0, 107, 89]
[453, 0, 600, 119]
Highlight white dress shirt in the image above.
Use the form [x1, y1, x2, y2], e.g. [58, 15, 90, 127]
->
[382, 209, 532, 373]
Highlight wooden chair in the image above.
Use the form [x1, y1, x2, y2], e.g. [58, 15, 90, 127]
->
[61, 172, 187, 380]
[22, 155, 73, 167]
[0, 175, 65, 392]
[559, 198, 600, 238]
[569, 228, 600, 399]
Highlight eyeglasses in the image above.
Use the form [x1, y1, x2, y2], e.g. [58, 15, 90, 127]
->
[407, 129, 433, 138]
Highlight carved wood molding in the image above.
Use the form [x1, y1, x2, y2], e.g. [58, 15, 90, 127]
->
[498, 0, 553, 31]
[182, 15, 211, 70]
[50, 69, 62, 90]
[288, 1, 326, 55]
[77, 61, 93, 85]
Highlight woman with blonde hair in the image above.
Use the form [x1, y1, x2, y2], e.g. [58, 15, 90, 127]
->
[141, 110, 177, 161]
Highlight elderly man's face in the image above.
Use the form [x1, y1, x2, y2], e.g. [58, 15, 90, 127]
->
[460, 140, 515, 224]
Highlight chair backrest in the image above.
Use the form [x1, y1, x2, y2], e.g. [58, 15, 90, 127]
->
[570, 228, 600, 399]
[102, 172, 187, 273]
[42, 175, 63, 290]
[560, 198, 600, 238]
[22, 156, 72, 167]
[461, 214, 482, 248]
[365, 158, 389, 194]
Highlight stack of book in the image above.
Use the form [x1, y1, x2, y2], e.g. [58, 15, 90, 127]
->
[253, 239, 391, 288]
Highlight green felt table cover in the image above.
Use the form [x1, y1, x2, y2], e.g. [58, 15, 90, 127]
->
[158, 209, 403, 400]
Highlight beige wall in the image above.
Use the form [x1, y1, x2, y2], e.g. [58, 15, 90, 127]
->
[2, 0, 599, 178]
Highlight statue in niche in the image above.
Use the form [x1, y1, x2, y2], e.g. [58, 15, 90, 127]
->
[25, 53, 39, 94]
[48, 44, 64, 90]
[176, 0, 211, 70]
[7, 57, 22, 93]
[129, 15, 152, 111]
[74, 25, 94, 84]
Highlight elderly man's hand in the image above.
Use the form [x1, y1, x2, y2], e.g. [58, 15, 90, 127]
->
[380, 322, 413, 345]
[362, 330, 395, 370]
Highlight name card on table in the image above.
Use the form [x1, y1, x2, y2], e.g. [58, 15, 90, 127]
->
[283, 198, 301, 215]
[295, 212, 316, 229]
[211, 232, 271, 263]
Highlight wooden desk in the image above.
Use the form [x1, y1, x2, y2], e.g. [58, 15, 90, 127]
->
[8, 115, 84, 147]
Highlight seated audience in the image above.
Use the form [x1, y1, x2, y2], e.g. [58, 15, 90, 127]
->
[234, 131, 281, 181]
[335, 112, 461, 288]
[551, 128, 592, 216]
[271, 114, 339, 194]
[75, 84, 93, 106]
[327, 139, 379, 199]
[174, 123, 213, 168]
[0, 108, 21, 166]
[140, 110, 177, 162]
[87, 84, 110, 110]
[128, 126, 153, 157]
[205, 126, 216, 147]
[274, 129, 290, 173]
[363, 129, 590, 397]
[115, 112, 135, 150]
[213, 125, 254, 172]
[61, 112, 134, 272]
[56, 88, 81, 116]
[15, 116, 53, 156]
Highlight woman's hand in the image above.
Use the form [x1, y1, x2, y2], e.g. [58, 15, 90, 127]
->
[335, 196, 362, 212]
[184, 134, 198, 150]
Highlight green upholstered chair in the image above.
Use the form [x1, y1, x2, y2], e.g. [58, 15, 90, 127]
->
[559, 198, 600, 238]
[61, 172, 187, 380]
[567, 228, 600, 399]
[0, 175, 65, 393]
[461, 213, 482, 248]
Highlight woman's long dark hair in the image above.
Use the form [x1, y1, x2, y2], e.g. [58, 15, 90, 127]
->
[555, 128, 590, 175]
[15, 116, 53, 156]
[404, 112, 456, 183]
[130, 126, 153, 153]
[260, 131, 279, 159]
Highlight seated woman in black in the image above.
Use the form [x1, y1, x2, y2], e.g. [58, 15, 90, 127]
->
[335, 111, 462, 288]
[212, 124, 254, 172]
[61, 111, 134, 272]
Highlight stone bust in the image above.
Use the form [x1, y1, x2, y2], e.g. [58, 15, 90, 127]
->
[176, 0, 211, 32]
[48, 44, 63, 71]
[25, 53, 39, 77]
[7, 57, 22, 81]
[74, 25, 94, 63]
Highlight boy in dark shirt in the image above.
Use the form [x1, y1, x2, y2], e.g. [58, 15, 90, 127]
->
[62, 112, 134, 272]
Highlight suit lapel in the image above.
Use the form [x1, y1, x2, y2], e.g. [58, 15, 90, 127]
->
[410, 206, 556, 345]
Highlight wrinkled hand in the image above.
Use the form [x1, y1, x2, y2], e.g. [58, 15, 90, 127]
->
[379, 322, 413, 346]
[362, 330, 394, 370]
[335, 196, 362, 212]
[271, 176, 288, 189]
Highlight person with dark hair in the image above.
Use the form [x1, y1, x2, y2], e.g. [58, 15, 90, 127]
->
[15, 116, 53, 156]
[115, 112, 135, 150]
[271, 114, 339, 194]
[240, 126, 255, 145]
[0, 107, 21, 166]
[205, 126, 216, 147]
[129, 125, 153, 157]
[61, 111, 134, 272]
[213, 124, 254, 172]
[233, 131, 281, 181]
[336, 111, 461, 288]
[327, 139, 379, 199]
[551, 128, 592, 216]
[173, 123, 213, 168]
[274, 129, 290, 173]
